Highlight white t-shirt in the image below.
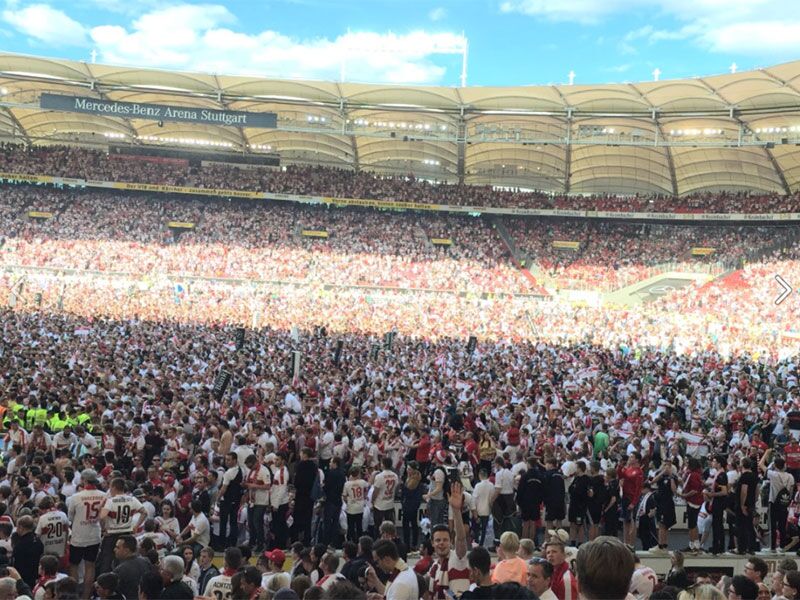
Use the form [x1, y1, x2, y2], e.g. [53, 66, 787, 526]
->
[189, 512, 211, 548]
[495, 468, 514, 494]
[343, 479, 369, 514]
[270, 466, 289, 508]
[319, 432, 335, 460]
[68, 488, 107, 547]
[204, 573, 233, 600]
[36, 510, 69, 557]
[246, 464, 272, 506]
[472, 480, 495, 517]
[103, 494, 143, 534]
[387, 566, 419, 600]
[373, 470, 399, 511]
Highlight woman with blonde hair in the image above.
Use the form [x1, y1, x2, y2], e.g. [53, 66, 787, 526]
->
[263, 573, 291, 600]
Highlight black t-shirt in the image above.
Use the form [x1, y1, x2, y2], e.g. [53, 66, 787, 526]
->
[544, 469, 566, 507]
[588, 475, 606, 507]
[604, 478, 620, 514]
[710, 471, 728, 512]
[656, 474, 677, 506]
[569, 474, 590, 506]
[737, 470, 758, 510]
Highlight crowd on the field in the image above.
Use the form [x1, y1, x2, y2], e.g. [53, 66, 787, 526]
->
[1, 144, 800, 213]
[0, 292, 798, 600]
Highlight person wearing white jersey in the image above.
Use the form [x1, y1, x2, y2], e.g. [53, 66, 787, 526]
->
[34, 497, 69, 569]
[67, 468, 106, 599]
[372, 457, 399, 532]
[343, 467, 369, 542]
[97, 477, 147, 575]
[204, 546, 243, 600]
[243, 453, 271, 553]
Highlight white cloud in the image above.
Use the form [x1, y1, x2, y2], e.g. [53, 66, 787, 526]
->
[700, 20, 800, 54]
[2, 3, 87, 46]
[502, 0, 800, 56]
[85, 4, 465, 84]
[429, 7, 447, 21]
[499, 0, 637, 25]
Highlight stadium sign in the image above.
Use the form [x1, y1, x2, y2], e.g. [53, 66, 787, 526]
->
[40, 93, 277, 129]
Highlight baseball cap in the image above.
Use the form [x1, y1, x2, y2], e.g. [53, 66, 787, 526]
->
[273, 589, 299, 600]
[81, 469, 99, 484]
[546, 528, 569, 543]
[264, 549, 286, 568]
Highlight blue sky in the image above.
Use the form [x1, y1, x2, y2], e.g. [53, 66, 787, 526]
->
[0, 0, 798, 86]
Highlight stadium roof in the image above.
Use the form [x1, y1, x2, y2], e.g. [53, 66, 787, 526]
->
[0, 52, 799, 195]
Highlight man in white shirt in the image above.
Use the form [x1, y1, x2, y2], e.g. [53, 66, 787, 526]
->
[67, 469, 106, 599]
[472, 469, 495, 547]
[35, 497, 69, 563]
[492, 457, 515, 539]
[343, 467, 369, 542]
[368, 539, 418, 600]
[97, 477, 147, 575]
[205, 546, 243, 600]
[318, 422, 335, 471]
[243, 454, 271, 552]
[372, 457, 399, 532]
[180, 500, 211, 552]
[268, 452, 290, 550]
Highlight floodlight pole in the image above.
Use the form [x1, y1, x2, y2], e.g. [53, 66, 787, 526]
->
[460, 37, 468, 88]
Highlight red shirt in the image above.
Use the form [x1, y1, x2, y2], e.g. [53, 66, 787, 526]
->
[617, 465, 644, 505]
[507, 426, 521, 446]
[683, 469, 704, 507]
[416, 436, 431, 462]
[785, 443, 800, 470]
[464, 439, 479, 466]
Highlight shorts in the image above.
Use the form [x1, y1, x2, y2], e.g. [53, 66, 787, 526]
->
[520, 506, 541, 522]
[545, 504, 566, 523]
[657, 504, 677, 529]
[620, 497, 635, 522]
[568, 504, 586, 525]
[69, 543, 99, 565]
[686, 505, 700, 530]
[587, 504, 603, 525]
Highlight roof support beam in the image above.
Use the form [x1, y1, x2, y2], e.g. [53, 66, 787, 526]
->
[456, 111, 466, 184]
[213, 76, 248, 152]
[1, 107, 30, 145]
[764, 145, 791, 195]
[563, 114, 572, 193]
[654, 114, 679, 197]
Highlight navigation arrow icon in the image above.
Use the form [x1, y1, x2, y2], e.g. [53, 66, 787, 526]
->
[775, 275, 792, 305]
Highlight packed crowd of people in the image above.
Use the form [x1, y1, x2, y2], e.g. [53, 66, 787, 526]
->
[1, 184, 797, 297]
[1, 144, 799, 213]
[0, 273, 799, 599]
[1, 152, 800, 600]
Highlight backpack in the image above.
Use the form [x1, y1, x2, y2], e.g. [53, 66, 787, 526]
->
[776, 481, 792, 507]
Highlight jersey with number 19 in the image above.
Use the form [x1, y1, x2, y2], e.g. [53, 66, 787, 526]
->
[68, 488, 106, 547]
[35, 510, 69, 557]
[103, 494, 143, 534]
